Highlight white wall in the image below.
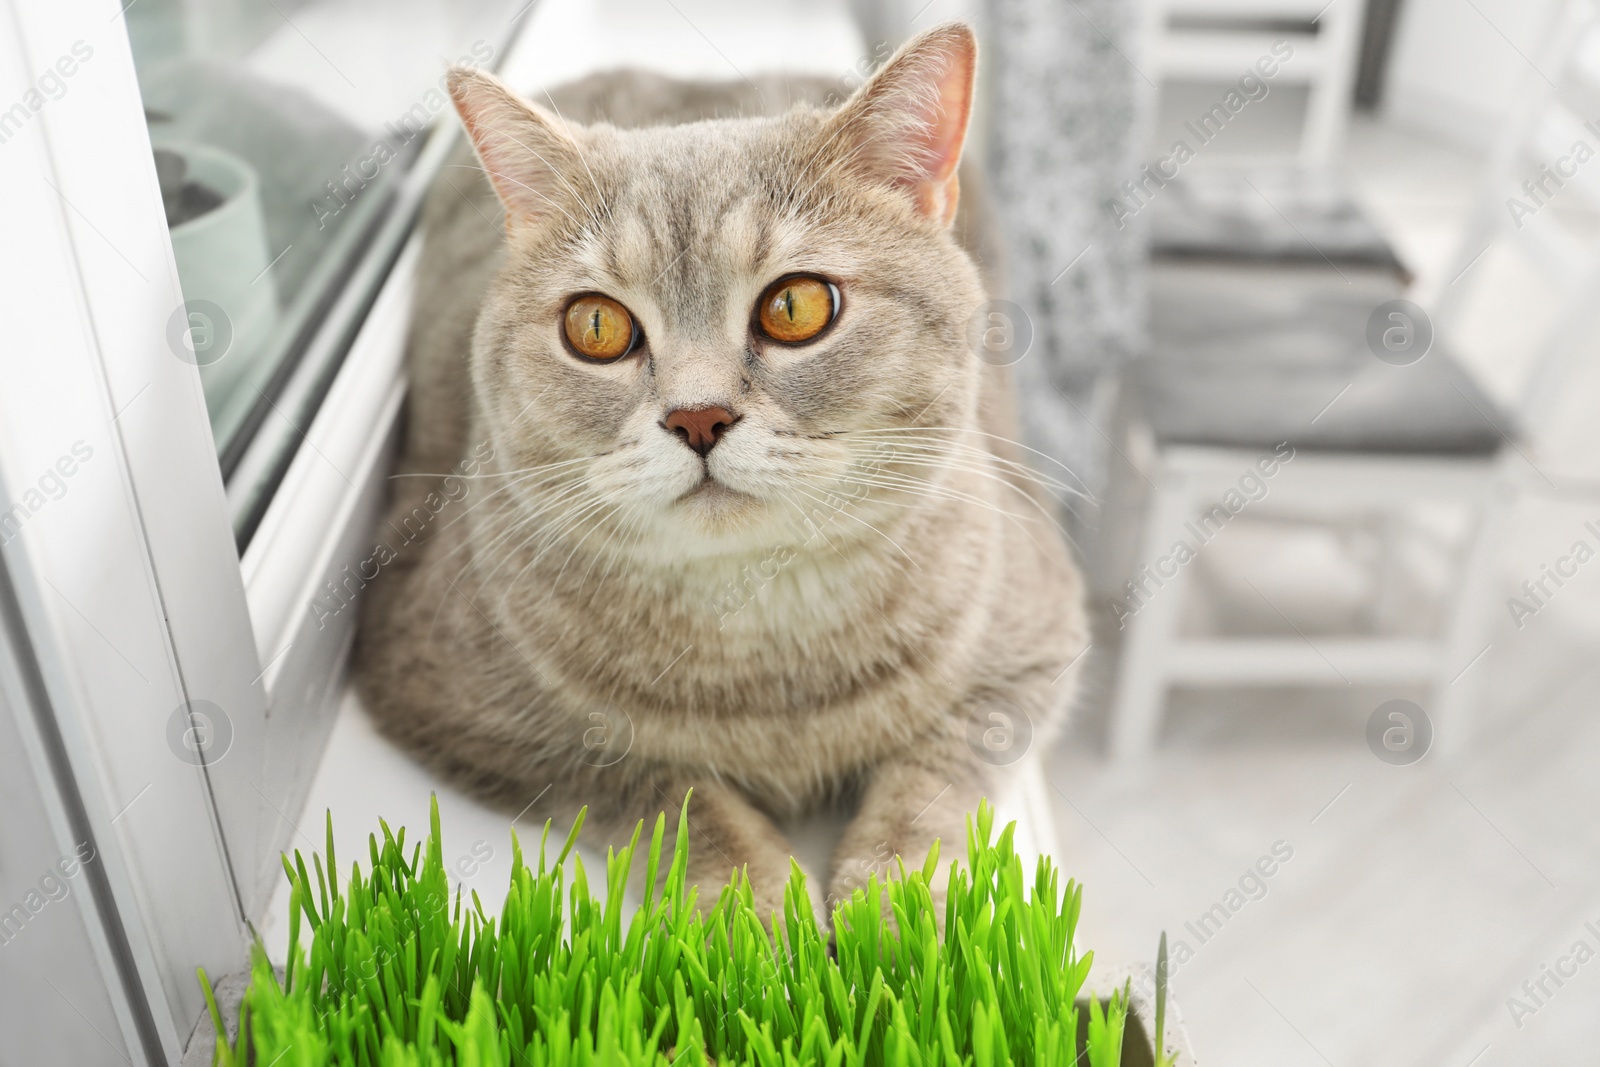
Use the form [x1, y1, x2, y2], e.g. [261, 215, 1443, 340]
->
[1383, 0, 1563, 150]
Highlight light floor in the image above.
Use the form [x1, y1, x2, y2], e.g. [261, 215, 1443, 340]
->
[266, 102, 1600, 1067]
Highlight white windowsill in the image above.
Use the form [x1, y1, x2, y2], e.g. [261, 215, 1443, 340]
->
[258, 683, 1057, 960]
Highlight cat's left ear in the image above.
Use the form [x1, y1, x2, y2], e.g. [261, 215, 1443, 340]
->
[447, 66, 584, 233]
[825, 23, 976, 226]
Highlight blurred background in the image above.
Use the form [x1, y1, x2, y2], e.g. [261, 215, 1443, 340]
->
[7, 0, 1599, 1061]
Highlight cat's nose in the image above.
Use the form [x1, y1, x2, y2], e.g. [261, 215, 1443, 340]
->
[663, 405, 738, 456]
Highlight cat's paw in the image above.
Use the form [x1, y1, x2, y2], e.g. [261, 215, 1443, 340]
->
[825, 854, 950, 940]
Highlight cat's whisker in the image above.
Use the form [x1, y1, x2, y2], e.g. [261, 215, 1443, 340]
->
[415, 503, 525, 612]
[481, 511, 584, 616]
[856, 465, 1063, 528]
[793, 483, 945, 524]
[434, 471, 601, 602]
[425, 483, 571, 638]
[548, 499, 626, 595]
[843, 425, 1096, 498]
[479, 482, 604, 590]
[849, 436, 1074, 489]
[775, 487, 850, 561]
[441, 162, 584, 229]
[466, 122, 607, 233]
[503, 504, 618, 611]
[847, 436, 1084, 496]
[847, 423, 1078, 467]
[387, 457, 594, 543]
[847, 433, 1091, 503]
[861, 444, 1082, 501]
[826, 464, 1066, 557]
[456, 513, 546, 593]
[496, 491, 617, 610]
[843, 469, 1070, 560]
[423, 468, 597, 582]
[417, 465, 589, 553]
[789, 122, 877, 209]
[538, 89, 614, 225]
[393, 454, 594, 481]
[584, 500, 649, 600]
[827, 424, 1052, 482]
[858, 452, 1095, 529]
[509, 135, 608, 233]
[833, 466, 1040, 524]
[874, 455, 1091, 536]
[883, 438, 1081, 492]
[788, 484, 921, 570]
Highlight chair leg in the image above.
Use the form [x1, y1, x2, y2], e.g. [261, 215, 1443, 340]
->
[1366, 510, 1412, 635]
[1108, 475, 1194, 760]
[1086, 381, 1148, 600]
[1431, 482, 1509, 761]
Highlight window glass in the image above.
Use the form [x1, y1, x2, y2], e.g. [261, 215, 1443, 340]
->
[125, 0, 510, 511]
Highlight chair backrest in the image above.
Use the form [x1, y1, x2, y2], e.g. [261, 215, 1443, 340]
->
[1427, 0, 1600, 458]
[1139, 0, 1366, 168]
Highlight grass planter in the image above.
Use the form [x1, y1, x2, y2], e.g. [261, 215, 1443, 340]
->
[189, 799, 1193, 1066]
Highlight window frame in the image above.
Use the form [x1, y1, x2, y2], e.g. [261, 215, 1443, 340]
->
[0, 0, 538, 1052]
[0, 1, 261, 1054]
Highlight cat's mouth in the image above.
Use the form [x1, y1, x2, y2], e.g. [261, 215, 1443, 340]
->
[678, 471, 752, 507]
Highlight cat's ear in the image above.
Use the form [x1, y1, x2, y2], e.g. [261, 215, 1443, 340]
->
[447, 67, 582, 231]
[825, 23, 976, 226]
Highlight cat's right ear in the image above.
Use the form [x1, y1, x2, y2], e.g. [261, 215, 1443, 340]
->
[447, 67, 582, 232]
[822, 23, 977, 226]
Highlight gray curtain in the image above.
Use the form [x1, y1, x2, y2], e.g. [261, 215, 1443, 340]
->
[983, 0, 1147, 536]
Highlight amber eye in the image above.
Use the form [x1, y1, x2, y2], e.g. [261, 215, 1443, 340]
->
[756, 276, 837, 344]
[563, 294, 637, 360]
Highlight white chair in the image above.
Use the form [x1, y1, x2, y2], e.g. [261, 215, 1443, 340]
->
[1102, 0, 1600, 758]
[1139, 0, 1366, 168]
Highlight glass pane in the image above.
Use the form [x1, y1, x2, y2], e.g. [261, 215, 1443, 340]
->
[125, 0, 510, 486]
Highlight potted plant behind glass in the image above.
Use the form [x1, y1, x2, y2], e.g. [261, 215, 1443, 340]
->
[152, 141, 278, 415]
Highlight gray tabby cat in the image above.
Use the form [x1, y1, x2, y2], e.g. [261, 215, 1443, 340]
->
[355, 23, 1088, 921]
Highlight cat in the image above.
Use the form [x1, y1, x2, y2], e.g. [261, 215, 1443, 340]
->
[354, 23, 1088, 922]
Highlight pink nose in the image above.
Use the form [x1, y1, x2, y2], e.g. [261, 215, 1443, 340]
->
[664, 405, 737, 456]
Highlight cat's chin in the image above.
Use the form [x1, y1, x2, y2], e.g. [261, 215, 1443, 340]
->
[659, 478, 777, 549]
[673, 477, 758, 518]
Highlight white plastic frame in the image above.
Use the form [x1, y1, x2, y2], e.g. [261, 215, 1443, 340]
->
[0, 0, 503, 1054]
[0, 1, 262, 1057]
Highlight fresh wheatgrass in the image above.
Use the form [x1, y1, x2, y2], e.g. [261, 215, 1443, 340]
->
[199, 795, 1140, 1066]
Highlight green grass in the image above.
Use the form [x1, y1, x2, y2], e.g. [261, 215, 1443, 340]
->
[200, 795, 1138, 1067]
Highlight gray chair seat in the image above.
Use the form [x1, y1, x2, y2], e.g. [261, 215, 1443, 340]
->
[1150, 166, 1408, 276]
[1131, 265, 1514, 456]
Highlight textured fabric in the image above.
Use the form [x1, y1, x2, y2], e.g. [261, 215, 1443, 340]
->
[984, 0, 1147, 520]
